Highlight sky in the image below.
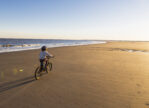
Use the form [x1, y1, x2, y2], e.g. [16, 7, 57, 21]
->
[0, 0, 149, 40]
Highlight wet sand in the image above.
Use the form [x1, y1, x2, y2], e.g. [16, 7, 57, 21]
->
[0, 41, 149, 108]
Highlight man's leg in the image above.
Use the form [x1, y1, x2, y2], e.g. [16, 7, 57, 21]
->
[40, 59, 44, 71]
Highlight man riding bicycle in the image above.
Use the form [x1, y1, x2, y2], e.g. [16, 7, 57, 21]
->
[39, 46, 54, 71]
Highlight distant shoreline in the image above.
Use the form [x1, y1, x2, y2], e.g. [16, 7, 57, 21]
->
[0, 39, 106, 53]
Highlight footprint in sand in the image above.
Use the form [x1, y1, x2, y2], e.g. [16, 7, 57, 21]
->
[145, 103, 149, 106]
[136, 84, 141, 87]
[137, 91, 141, 94]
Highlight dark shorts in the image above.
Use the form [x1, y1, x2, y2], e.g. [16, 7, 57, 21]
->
[40, 59, 45, 66]
[40, 59, 46, 71]
[40, 59, 48, 66]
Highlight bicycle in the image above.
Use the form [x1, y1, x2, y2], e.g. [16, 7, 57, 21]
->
[35, 57, 53, 80]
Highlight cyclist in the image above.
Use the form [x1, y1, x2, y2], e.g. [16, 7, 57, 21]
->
[39, 46, 54, 71]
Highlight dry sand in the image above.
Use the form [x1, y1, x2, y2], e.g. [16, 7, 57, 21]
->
[0, 41, 149, 108]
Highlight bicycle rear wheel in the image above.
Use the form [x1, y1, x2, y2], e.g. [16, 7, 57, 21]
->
[35, 66, 41, 80]
[46, 62, 52, 73]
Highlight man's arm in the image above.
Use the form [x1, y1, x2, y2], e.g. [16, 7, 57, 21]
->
[46, 51, 54, 58]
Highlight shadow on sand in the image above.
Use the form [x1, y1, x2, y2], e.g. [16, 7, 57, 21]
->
[0, 76, 35, 93]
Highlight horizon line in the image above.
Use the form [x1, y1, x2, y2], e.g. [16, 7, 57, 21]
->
[0, 37, 149, 42]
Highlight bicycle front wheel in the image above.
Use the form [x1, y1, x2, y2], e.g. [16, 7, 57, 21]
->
[35, 66, 41, 80]
[46, 62, 52, 73]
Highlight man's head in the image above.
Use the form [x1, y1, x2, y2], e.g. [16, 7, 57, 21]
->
[41, 46, 47, 51]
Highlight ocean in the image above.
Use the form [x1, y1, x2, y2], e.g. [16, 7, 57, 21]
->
[0, 38, 106, 53]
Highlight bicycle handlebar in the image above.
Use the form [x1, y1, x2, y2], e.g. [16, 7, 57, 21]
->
[47, 56, 55, 59]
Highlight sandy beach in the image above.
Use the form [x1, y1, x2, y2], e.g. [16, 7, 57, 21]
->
[1, 41, 149, 108]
